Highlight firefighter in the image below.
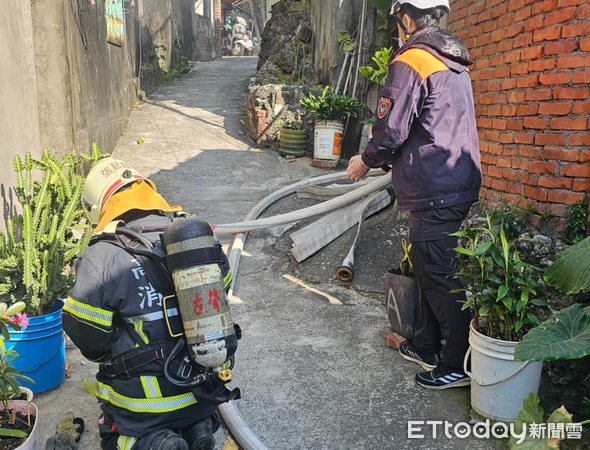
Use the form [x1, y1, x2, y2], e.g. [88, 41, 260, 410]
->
[63, 158, 235, 450]
[348, 0, 481, 390]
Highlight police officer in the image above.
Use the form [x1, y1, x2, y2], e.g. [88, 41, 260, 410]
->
[348, 0, 481, 390]
[63, 158, 235, 450]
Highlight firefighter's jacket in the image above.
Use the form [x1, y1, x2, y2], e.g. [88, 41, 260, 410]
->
[361, 27, 482, 212]
[63, 214, 233, 438]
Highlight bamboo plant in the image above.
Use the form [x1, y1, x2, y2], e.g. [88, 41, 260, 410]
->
[0, 146, 106, 316]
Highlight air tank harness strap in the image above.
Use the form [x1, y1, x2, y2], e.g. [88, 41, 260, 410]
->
[99, 340, 175, 380]
[165, 246, 225, 271]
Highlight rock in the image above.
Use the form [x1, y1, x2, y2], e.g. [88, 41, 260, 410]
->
[531, 234, 554, 259]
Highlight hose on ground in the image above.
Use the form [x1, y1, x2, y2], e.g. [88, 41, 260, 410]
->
[217, 170, 390, 450]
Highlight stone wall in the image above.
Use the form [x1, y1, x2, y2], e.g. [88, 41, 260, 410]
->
[448, 0, 590, 229]
[245, 84, 317, 154]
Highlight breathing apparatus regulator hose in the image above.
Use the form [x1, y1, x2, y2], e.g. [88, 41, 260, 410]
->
[164, 339, 194, 387]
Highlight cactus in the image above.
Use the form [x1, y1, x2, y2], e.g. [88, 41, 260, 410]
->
[0, 148, 107, 316]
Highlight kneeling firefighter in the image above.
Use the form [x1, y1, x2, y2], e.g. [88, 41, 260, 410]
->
[63, 158, 240, 450]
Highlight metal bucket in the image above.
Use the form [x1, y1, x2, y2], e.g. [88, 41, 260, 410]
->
[313, 120, 344, 161]
[385, 269, 416, 339]
[465, 324, 543, 422]
[280, 128, 306, 157]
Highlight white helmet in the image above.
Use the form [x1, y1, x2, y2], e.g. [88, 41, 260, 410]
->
[82, 157, 153, 225]
[391, 0, 450, 14]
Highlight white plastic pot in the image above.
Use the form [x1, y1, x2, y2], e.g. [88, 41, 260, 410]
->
[465, 323, 543, 422]
[314, 120, 344, 161]
[0, 401, 39, 450]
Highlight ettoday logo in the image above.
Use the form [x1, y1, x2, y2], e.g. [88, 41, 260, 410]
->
[407, 420, 583, 444]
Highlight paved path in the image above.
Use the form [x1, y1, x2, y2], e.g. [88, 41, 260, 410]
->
[37, 57, 502, 450]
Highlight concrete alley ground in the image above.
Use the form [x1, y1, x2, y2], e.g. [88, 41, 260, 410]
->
[37, 57, 503, 450]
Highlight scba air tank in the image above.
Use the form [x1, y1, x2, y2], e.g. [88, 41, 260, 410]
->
[163, 217, 237, 369]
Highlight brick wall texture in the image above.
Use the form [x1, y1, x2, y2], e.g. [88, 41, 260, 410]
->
[448, 0, 590, 223]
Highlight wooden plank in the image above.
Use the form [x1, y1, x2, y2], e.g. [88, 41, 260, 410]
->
[290, 190, 391, 262]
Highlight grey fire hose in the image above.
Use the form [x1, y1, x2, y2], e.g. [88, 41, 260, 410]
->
[335, 188, 394, 283]
[214, 169, 390, 450]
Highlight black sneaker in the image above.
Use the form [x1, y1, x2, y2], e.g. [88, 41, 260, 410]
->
[399, 341, 441, 371]
[415, 363, 471, 390]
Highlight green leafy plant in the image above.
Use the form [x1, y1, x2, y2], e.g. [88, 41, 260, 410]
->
[515, 304, 590, 361]
[338, 30, 356, 54]
[371, 0, 392, 10]
[399, 239, 413, 277]
[0, 302, 25, 344]
[300, 87, 365, 121]
[144, 42, 192, 85]
[0, 349, 33, 432]
[508, 393, 574, 450]
[0, 148, 105, 316]
[280, 119, 303, 131]
[452, 215, 547, 341]
[566, 200, 588, 245]
[360, 47, 394, 86]
[544, 236, 590, 294]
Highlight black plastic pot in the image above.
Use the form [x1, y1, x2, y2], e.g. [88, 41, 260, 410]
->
[386, 268, 416, 340]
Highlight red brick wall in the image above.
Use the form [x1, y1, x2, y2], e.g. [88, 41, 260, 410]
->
[448, 0, 590, 224]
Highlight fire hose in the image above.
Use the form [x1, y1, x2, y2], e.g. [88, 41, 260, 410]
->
[213, 169, 390, 450]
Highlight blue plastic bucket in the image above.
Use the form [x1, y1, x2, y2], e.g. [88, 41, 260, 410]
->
[4, 300, 66, 393]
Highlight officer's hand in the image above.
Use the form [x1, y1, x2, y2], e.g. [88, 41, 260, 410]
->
[348, 155, 370, 182]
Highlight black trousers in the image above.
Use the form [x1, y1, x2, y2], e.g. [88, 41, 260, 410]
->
[409, 202, 473, 369]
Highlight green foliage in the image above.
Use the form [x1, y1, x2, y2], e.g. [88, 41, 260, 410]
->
[0, 429, 28, 438]
[453, 215, 547, 341]
[144, 41, 192, 85]
[508, 393, 572, 450]
[338, 30, 356, 54]
[360, 47, 394, 86]
[0, 149, 105, 316]
[372, 0, 392, 10]
[515, 304, 590, 361]
[545, 235, 590, 294]
[280, 119, 303, 130]
[399, 239, 413, 277]
[300, 87, 365, 121]
[0, 302, 25, 342]
[566, 200, 588, 245]
[0, 349, 33, 423]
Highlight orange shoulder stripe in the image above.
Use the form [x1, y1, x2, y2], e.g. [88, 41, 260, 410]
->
[394, 48, 449, 80]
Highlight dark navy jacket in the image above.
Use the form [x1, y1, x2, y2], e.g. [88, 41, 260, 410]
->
[361, 28, 482, 211]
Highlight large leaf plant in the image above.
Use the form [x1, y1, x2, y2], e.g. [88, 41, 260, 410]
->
[452, 215, 547, 342]
[0, 146, 107, 316]
[300, 87, 365, 122]
[545, 235, 590, 294]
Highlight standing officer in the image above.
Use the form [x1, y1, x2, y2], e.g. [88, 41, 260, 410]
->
[348, 0, 481, 390]
[63, 158, 235, 450]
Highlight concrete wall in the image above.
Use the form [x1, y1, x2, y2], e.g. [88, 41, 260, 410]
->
[0, 1, 42, 222]
[29, 0, 216, 157]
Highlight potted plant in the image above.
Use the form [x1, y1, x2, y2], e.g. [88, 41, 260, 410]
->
[279, 119, 306, 158]
[0, 146, 105, 393]
[506, 246, 590, 447]
[0, 302, 38, 450]
[453, 215, 548, 422]
[300, 87, 364, 167]
[386, 239, 416, 339]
